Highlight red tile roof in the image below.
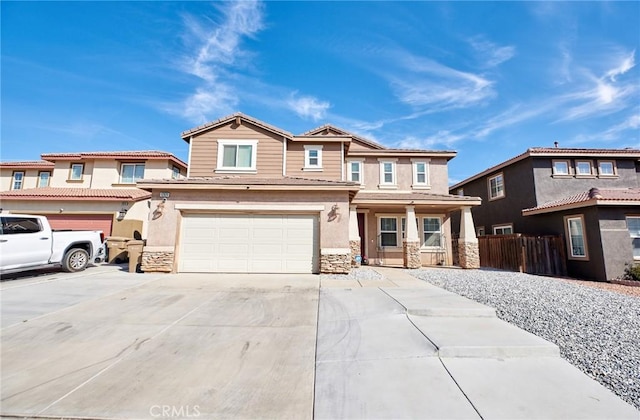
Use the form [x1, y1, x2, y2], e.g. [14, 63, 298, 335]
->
[523, 188, 640, 215]
[39, 151, 187, 168]
[353, 191, 481, 204]
[0, 160, 55, 169]
[0, 187, 151, 201]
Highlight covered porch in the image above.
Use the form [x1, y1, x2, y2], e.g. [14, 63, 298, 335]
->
[348, 192, 481, 269]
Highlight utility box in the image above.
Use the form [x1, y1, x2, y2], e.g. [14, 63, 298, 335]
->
[127, 239, 145, 273]
[106, 236, 131, 263]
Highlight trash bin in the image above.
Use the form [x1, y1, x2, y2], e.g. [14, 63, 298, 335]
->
[127, 239, 145, 273]
[106, 236, 131, 263]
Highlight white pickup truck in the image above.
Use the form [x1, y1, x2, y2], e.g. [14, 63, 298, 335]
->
[0, 214, 105, 275]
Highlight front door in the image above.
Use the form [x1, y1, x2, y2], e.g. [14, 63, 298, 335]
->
[357, 212, 366, 261]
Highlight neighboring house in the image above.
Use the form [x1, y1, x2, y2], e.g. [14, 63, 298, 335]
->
[0, 151, 187, 237]
[450, 147, 640, 281]
[138, 113, 481, 274]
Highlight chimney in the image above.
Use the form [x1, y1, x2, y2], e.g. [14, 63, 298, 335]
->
[588, 187, 603, 199]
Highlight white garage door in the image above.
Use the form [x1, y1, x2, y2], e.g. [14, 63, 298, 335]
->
[179, 214, 318, 273]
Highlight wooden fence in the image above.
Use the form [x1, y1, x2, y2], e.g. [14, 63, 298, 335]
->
[478, 234, 567, 277]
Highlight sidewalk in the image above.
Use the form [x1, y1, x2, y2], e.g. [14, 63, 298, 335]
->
[316, 267, 639, 419]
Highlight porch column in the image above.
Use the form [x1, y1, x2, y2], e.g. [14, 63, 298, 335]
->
[403, 205, 421, 269]
[349, 205, 361, 267]
[458, 206, 480, 269]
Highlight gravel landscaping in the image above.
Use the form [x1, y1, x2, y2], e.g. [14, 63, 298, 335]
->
[409, 267, 640, 410]
[321, 267, 384, 281]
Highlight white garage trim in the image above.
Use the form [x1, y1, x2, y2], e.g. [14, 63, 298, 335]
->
[178, 214, 319, 274]
[175, 204, 325, 212]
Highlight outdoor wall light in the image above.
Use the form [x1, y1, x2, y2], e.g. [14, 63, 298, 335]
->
[117, 208, 128, 221]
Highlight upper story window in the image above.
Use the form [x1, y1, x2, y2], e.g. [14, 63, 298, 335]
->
[598, 160, 616, 177]
[476, 226, 485, 236]
[552, 160, 570, 176]
[216, 140, 257, 173]
[411, 159, 430, 189]
[565, 215, 588, 259]
[627, 216, 640, 260]
[488, 173, 505, 200]
[457, 188, 464, 196]
[171, 166, 181, 179]
[378, 159, 397, 188]
[303, 145, 323, 171]
[347, 159, 363, 184]
[575, 160, 593, 177]
[38, 171, 51, 188]
[121, 163, 145, 184]
[493, 224, 513, 235]
[11, 171, 24, 190]
[69, 163, 84, 181]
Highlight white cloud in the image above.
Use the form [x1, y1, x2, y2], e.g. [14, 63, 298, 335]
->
[468, 36, 516, 68]
[605, 49, 635, 81]
[286, 93, 330, 121]
[176, 1, 264, 123]
[568, 113, 640, 145]
[390, 53, 495, 110]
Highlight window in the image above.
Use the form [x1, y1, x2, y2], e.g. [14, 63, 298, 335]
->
[1, 216, 42, 235]
[11, 171, 24, 190]
[304, 145, 323, 170]
[457, 188, 464, 196]
[488, 173, 505, 200]
[216, 140, 257, 172]
[379, 217, 398, 247]
[476, 227, 485, 236]
[120, 163, 145, 184]
[575, 161, 593, 176]
[598, 161, 616, 177]
[348, 160, 363, 183]
[38, 171, 51, 187]
[552, 160, 570, 176]
[378, 160, 397, 187]
[412, 160, 430, 188]
[627, 217, 640, 260]
[422, 217, 442, 247]
[493, 224, 513, 235]
[69, 163, 84, 180]
[171, 166, 181, 179]
[565, 215, 588, 259]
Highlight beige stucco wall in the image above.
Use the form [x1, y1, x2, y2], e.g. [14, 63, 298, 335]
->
[1, 169, 42, 191]
[146, 190, 350, 251]
[356, 157, 450, 193]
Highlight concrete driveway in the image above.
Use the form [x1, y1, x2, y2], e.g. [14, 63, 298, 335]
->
[2, 265, 637, 419]
[1, 265, 319, 419]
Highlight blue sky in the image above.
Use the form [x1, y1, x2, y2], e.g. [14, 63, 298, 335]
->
[2, 1, 638, 184]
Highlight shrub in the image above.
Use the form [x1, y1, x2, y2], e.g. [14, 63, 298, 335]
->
[623, 263, 640, 281]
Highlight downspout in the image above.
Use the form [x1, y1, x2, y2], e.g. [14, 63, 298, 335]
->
[341, 141, 345, 181]
[282, 137, 287, 176]
[186, 136, 193, 178]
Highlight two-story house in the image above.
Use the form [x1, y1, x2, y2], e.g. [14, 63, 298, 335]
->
[449, 147, 640, 281]
[138, 113, 481, 274]
[0, 151, 187, 237]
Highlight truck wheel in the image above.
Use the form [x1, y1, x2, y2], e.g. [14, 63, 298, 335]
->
[62, 248, 90, 272]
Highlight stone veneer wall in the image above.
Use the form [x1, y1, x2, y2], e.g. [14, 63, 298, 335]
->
[349, 240, 361, 267]
[403, 240, 422, 269]
[320, 249, 351, 274]
[458, 240, 480, 269]
[141, 249, 174, 273]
